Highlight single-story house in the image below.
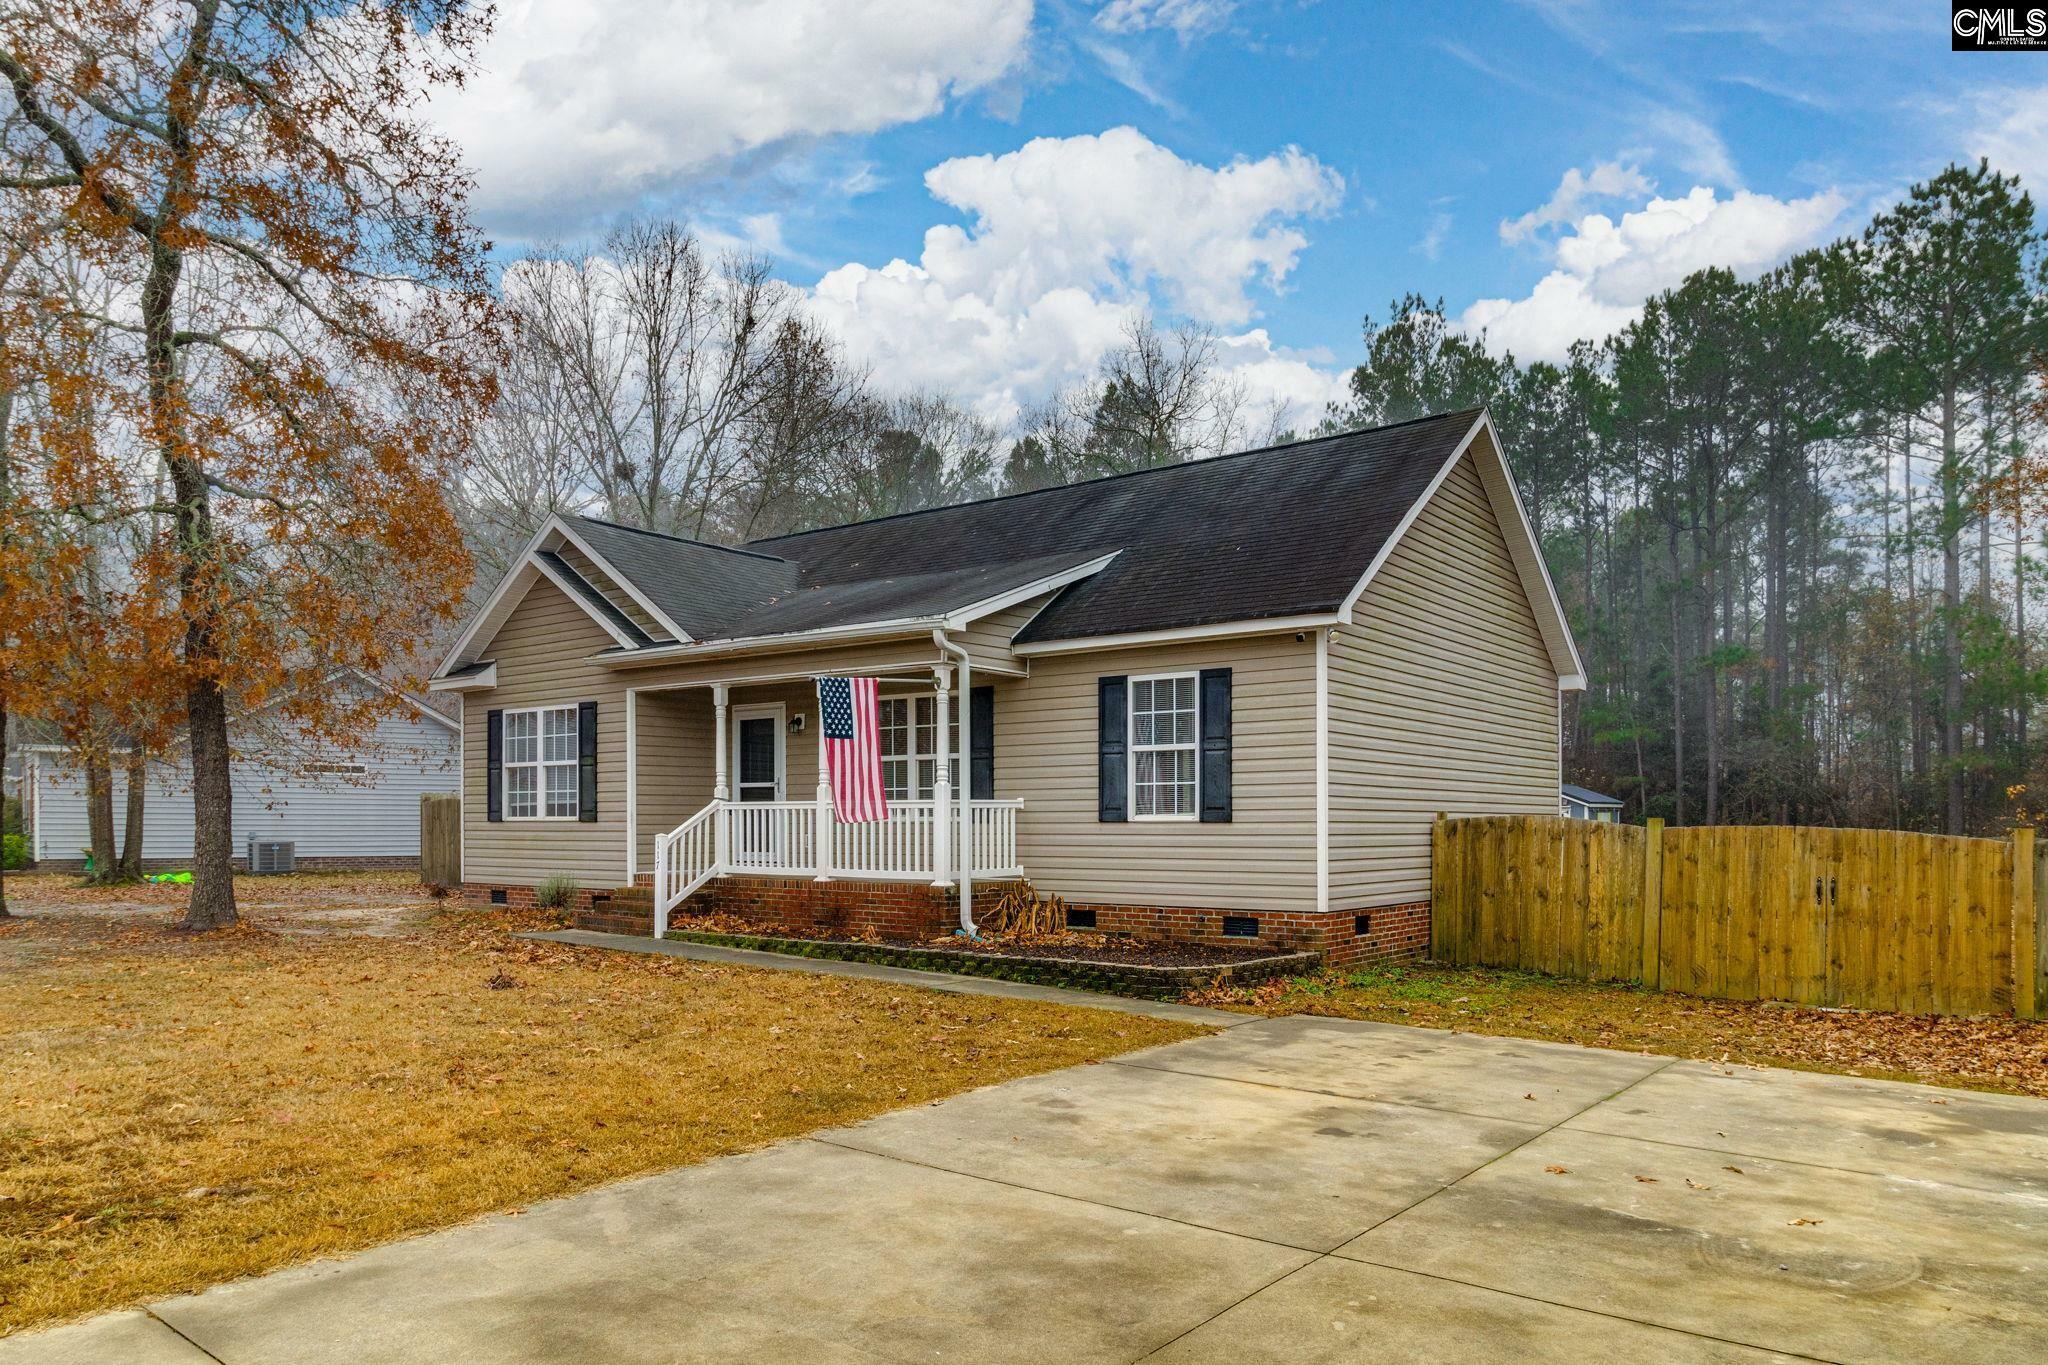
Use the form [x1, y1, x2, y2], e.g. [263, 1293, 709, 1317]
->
[432, 408, 1584, 965]
[19, 677, 459, 872]
[1560, 783, 1624, 822]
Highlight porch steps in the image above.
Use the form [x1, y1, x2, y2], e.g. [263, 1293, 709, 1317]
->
[576, 887, 655, 936]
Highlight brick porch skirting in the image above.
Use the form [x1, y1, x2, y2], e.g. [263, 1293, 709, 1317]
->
[500, 874, 1431, 968]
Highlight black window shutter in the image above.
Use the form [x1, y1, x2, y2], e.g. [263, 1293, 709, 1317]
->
[485, 708, 504, 822]
[1199, 668, 1233, 823]
[1098, 676, 1128, 822]
[578, 701, 599, 822]
[970, 685, 995, 800]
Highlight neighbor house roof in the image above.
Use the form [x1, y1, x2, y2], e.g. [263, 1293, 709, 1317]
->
[439, 409, 1585, 684]
[1561, 784, 1622, 807]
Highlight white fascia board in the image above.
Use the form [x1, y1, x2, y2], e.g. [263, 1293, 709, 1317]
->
[1009, 613, 1342, 657]
[595, 619, 939, 669]
[1335, 408, 1586, 691]
[434, 522, 679, 679]
[939, 552, 1121, 630]
[547, 516, 692, 645]
[529, 550, 644, 651]
[428, 662, 498, 693]
[1335, 411, 1487, 622]
[434, 517, 557, 678]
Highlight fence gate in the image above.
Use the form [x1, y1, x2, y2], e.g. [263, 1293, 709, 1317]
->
[420, 792, 461, 888]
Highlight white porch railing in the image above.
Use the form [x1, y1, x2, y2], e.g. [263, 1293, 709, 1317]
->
[652, 797, 1024, 934]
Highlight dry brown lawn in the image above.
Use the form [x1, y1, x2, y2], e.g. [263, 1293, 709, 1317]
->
[0, 885, 1200, 1336]
[1192, 961, 2048, 1097]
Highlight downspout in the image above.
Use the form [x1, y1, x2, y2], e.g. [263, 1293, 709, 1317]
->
[933, 629, 977, 937]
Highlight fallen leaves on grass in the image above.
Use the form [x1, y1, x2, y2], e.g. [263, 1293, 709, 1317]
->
[0, 908, 1200, 1335]
[1188, 962, 2048, 1099]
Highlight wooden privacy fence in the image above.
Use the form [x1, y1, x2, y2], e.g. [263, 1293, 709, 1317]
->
[420, 793, 461, 888]
[1431, 815, 2048, 1019]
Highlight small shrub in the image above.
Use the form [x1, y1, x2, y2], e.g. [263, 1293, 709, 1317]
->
[533, 874, 578, 910]
[2, 832, 27, 870]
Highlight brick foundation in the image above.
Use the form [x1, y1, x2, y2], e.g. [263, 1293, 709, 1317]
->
[1062, 898, 1429, 969]
[506, 874, 1431, 969]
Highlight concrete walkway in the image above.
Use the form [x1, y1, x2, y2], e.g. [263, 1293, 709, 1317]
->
[7, 1015, 2047, 1363]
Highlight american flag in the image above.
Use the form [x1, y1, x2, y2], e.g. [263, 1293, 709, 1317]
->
[817, 676, 888, 823]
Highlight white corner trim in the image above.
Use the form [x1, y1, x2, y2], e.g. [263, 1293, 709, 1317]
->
[625, 688, 638, 881]
[940, 552, 1121, 630]
[1315, 626, 1330, 916]
[548, 516, 694, 645]
[1010, 613, 1342, 657]
[530, 550, 645, 651]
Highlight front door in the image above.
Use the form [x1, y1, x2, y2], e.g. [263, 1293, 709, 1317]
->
[731, 706, 785, 864]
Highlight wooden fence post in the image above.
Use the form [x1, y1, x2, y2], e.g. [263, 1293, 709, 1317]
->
[1639, 817, 1664, 990]
[2017, 826, 2043, 1021]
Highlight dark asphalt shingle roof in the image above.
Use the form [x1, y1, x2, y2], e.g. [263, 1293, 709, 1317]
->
[565, 411, 1481, 649]
[535, 550, 656, 647]
[569, 518, 798, 640]
[1562, 784, 1622, 806]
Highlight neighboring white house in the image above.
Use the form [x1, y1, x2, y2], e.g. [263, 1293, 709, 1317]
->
[21, 689, 459, 871]
[1560, 783, 1624, 822]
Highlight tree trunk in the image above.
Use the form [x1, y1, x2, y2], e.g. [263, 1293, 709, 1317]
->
[1941, 385, 1965, 835]
[0, 692, 9, 919]
[119, 747, 146, 879]
[85, 751, 115, 880]
[142, 225, 237, 927]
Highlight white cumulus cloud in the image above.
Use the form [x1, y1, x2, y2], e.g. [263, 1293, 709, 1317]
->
[806, 128, 1345, 425]
[1461, 185, 1849, 362]
[431, 0, 1034, 236]
[1500, 161, 1655, 243]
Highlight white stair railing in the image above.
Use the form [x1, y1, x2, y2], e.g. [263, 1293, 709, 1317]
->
[652, 800, 722, 937]
[651, 796, 1026, 937]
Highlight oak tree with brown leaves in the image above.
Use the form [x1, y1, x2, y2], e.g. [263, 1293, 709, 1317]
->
[2, 1, 499, 927]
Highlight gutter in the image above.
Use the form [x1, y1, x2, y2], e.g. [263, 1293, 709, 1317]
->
[933, 628, 977, 938]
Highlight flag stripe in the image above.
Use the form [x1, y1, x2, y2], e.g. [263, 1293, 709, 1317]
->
[818, 676, 887, 823]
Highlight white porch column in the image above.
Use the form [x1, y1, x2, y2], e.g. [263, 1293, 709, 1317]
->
[711, 684, 730, 870]
[814, 687, 834, 882]
[931, 665, 953, 888]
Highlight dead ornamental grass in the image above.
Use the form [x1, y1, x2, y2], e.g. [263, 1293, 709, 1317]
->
[0, 917, 1201, 1335]
[1193, 962, 2048, 1098]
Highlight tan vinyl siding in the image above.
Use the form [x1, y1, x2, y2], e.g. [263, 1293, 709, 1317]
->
[461, 578, 632, 887]
[953, 592, 1051, 675]
[553, 543, 671, 640]
[632, 689, 712, 875]
[995, 633, 1318, 912]
[1328, 452, 1559, 908]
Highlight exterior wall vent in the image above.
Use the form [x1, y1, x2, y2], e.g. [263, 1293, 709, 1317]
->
[247, 839, 296, 875]
[1065, 907, 1097, 930]
[1221, 914, 1259, 939]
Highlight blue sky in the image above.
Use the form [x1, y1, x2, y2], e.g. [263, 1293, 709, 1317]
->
[427, 1, 2047, 425]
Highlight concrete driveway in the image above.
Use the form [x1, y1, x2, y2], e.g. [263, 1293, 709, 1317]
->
[8, 1014, 2046, 1363]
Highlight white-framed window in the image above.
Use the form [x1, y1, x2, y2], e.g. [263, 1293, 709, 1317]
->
[505, 704, 579, 819]
[1130, 673, 1198, 820]
[877, 694, 960, 802]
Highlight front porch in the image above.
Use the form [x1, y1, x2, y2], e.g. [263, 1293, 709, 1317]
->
[629, 657, 1019, 935]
